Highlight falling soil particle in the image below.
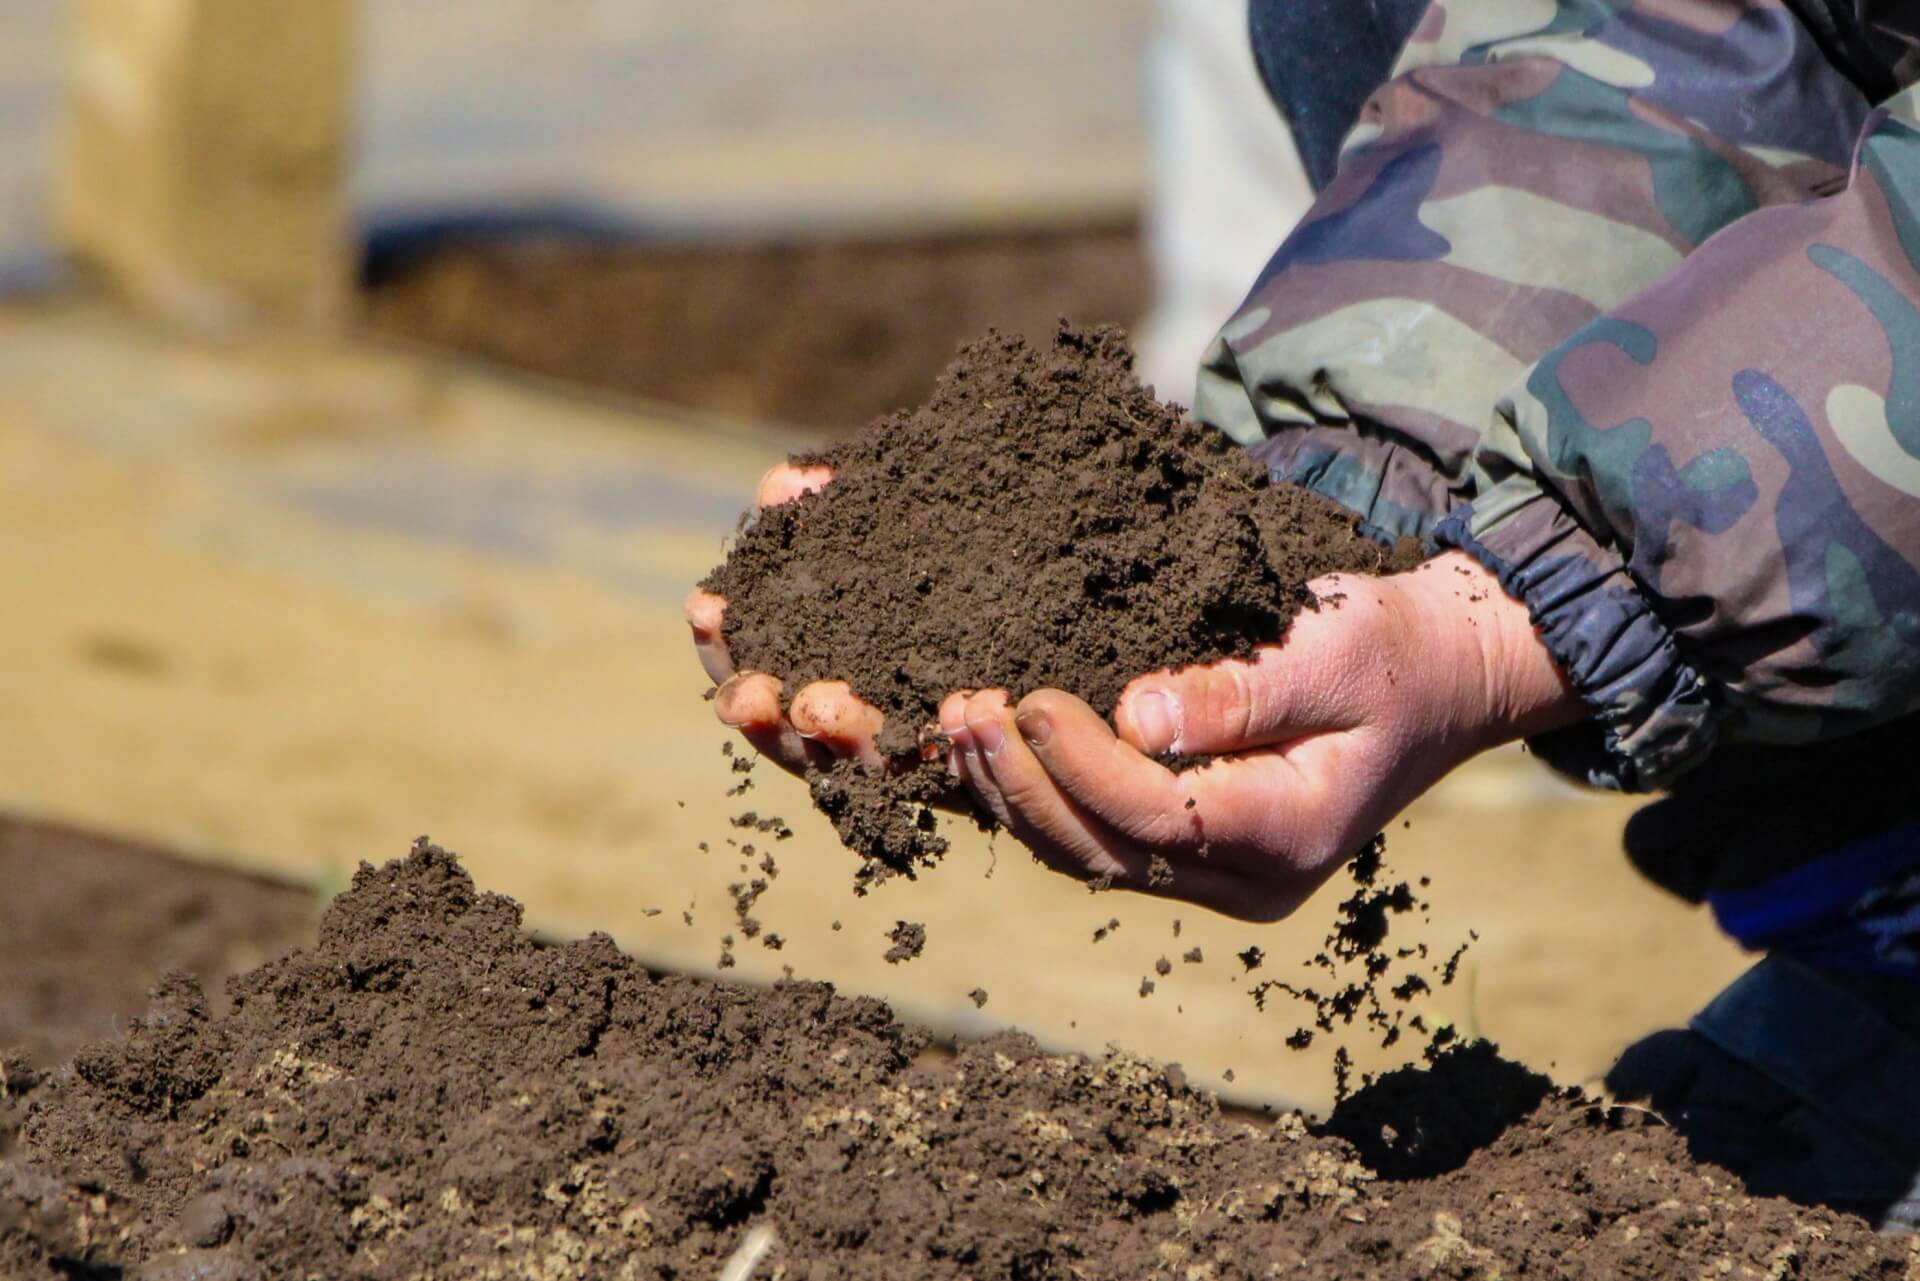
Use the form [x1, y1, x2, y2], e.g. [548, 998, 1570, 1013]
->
[1238, 946, 1266, 972]
[968, 988, 989, 1009]
[883, 921, 927, 965]
[1248, 838, 1458, 1058]
[1182, 947, 1204, 964]
[5, 842, 1897, 1278]
[730, 811, 794, 841]
[727, 878, 770, 940]
[703, 324, 1420, 880]
[1138, 978, 1156, 998]
[1154, 957, 1172, 978]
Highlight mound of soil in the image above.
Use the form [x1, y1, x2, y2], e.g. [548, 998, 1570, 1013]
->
[2, 843, 1903, 1280]
[360, 225, 1147, 433]
[703, 325, 1419, 875]
[0, 817, 315, 1067]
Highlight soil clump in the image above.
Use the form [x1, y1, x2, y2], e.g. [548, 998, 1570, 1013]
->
[883, 921, 927, 965]
[704, 325, 1420, 878]
[3, 842, 1905, 1280]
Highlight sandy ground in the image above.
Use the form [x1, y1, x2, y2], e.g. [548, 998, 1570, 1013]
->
[0, 297, 1751, 1114]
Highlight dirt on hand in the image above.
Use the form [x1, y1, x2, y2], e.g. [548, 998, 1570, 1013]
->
[703, 324, 1420, 881]
[1, 842, 1902, 1280]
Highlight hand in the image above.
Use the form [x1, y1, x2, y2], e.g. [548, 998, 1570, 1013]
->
[686, 463, 893, 774]
[939, 551, 1583, 921]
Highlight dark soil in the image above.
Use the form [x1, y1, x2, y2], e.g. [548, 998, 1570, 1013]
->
[4, 842, 1905, 1280]
[0, 817, 315, 1068]
[883, 921, 927, 966]
[704, 324, 1421, 877]
[360, 225, 1148, 432]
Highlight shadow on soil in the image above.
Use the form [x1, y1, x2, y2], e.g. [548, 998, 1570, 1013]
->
[1319, 1041, 1554, 1180]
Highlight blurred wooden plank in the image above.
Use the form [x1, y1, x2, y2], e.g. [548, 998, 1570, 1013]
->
[54, 0, 353, 326]
[0, 0, 1153, 283]
[356, 0, 1153, 237]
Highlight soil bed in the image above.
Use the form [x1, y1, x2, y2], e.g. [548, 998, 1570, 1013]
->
[360, 224, 1147, 432]
[0, 816, 315, 1068]
[703, 325, 1419, 875]
[2, 842, 1904, 1280]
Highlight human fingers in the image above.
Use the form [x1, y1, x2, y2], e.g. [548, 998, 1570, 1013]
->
[714, 672, 827, 774]
[1016, 689, 1328, 855]
[944, 689, 1016, 832]
[1113, 587, 1391, 757]
[986, 693, 1286, 912]
[755, 462, 834, 509]
[684, 589, 735, 686]
[1014, 690, 1370, 907]
[788, 680, 887, 769]
[960, 689, 1157, 884]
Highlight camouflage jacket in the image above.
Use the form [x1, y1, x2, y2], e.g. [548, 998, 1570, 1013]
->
[1198, 0, 1920, 805]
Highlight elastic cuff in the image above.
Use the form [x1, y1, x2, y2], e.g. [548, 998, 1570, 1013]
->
[1246, 428, 1461, 543]
[1432, 488, 1720, 792]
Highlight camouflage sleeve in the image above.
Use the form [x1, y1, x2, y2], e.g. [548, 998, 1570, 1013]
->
[1442, 91, 1920, 790]
[1193, 0, 1892, 790]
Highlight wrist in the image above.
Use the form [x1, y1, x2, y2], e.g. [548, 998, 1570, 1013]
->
[1394, 550, 1585, 751]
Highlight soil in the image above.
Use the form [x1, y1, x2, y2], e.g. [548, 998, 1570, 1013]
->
[3, 842, 1906, 1280]
[360, 225, 1149, 433]
[0, 816, 316, 1069]
[883, 922, 927, 966]
[704, 325, 1421, 877]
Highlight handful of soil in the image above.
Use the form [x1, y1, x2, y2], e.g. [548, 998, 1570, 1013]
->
[703, 324, 1418, 879]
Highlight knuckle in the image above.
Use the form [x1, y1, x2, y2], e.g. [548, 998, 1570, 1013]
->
[1195, 665, 1255, 744]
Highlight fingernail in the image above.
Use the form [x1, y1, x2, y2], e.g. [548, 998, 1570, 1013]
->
[1129, 690, 1179, 753]
[1015, 710, 1052, 748]
[972, 718, 1005, 759]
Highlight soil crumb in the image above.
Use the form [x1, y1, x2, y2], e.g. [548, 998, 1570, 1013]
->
[883, 921, 927, 965]
[968, 988, 989, 1009]
[703, 324, 1420, 880]
[2, 842, 1901, 1279]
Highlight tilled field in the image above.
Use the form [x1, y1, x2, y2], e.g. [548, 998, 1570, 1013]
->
[2, 842, 1909, 1280]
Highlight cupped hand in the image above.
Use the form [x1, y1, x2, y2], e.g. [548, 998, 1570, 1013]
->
[686, 462, 893, 774]
[938, 551, 1583, 921]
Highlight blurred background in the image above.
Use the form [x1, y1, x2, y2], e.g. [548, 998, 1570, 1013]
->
[0, 0, 1747, 1114]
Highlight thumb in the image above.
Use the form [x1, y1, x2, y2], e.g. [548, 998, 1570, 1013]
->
[1114, 604, 1379, 756]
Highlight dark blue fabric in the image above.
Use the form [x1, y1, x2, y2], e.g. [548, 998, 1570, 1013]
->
[1246, 0, 1430, 192]
[1709, 825, 1920, 978]
[1610, 957, 1920, 1229]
